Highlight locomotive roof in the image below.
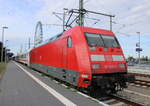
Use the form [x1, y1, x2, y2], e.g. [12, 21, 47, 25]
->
[35, 32, 63, 48]
[34, 26, 114, 48]
[71, 26, 114, 35]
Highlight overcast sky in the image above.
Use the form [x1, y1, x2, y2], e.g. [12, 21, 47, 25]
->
[0, 0, 150, 58]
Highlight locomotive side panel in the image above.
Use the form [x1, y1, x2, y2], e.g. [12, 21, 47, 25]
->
[30, 33, 80, 86]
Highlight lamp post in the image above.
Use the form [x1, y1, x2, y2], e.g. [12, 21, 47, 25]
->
[1, 26, 8, 62]
[5, 40, 8, 63]
[137, 32, 141, 64]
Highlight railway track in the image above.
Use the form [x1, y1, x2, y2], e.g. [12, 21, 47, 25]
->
[132, 79, 150, 88]
[129, 73, 150, 78]
[108, 94, 145, 106]
[90, 91, 148, 106]
[77, 90, 146, 106]
[128, 73, 150, 88]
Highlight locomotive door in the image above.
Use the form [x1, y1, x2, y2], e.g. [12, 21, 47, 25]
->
[67, 36, 73, 68]
[62, 37, 68, 68]
[62, 36, 73, 68]
[62, 36, 76, 84]
[61, 37, 68, 80]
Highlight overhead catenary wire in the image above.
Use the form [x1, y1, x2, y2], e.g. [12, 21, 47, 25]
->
[52, 0, 149, 37]
[116, 32, 133, 36]
[52, 12, 101, 24]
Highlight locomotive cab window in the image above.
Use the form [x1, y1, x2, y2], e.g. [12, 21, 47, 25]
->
[85, 33, 104, 47]
[101, 35, 120, 47]
[67, 37, 72, 48]
[85, 33, 120, 48]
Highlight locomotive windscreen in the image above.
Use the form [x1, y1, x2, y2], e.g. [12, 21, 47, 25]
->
[85, 33, 120, 47]
[85, 33, 104, 46]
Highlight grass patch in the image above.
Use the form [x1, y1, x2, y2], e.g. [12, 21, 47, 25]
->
[0, 62, 7, 79]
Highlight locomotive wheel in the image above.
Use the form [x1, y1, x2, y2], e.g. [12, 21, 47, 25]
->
[88, 86, 105, 97]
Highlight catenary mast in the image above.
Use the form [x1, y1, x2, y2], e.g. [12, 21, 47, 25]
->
[79, 0, 84, 26]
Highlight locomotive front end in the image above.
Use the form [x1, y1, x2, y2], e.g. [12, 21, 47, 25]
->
[83, 29, 135, 94]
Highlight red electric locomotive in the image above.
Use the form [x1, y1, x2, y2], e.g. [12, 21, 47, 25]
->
[30, 26, 134, 94]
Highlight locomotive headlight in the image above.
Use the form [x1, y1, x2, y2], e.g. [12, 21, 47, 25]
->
[92, 64, 100, 69]
[119, 64, 125, 68]
[91, 55, 105, 61]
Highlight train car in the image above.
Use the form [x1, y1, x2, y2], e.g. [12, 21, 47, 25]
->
[30, 26, 134, 94]
[15, 52, 30, 66]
